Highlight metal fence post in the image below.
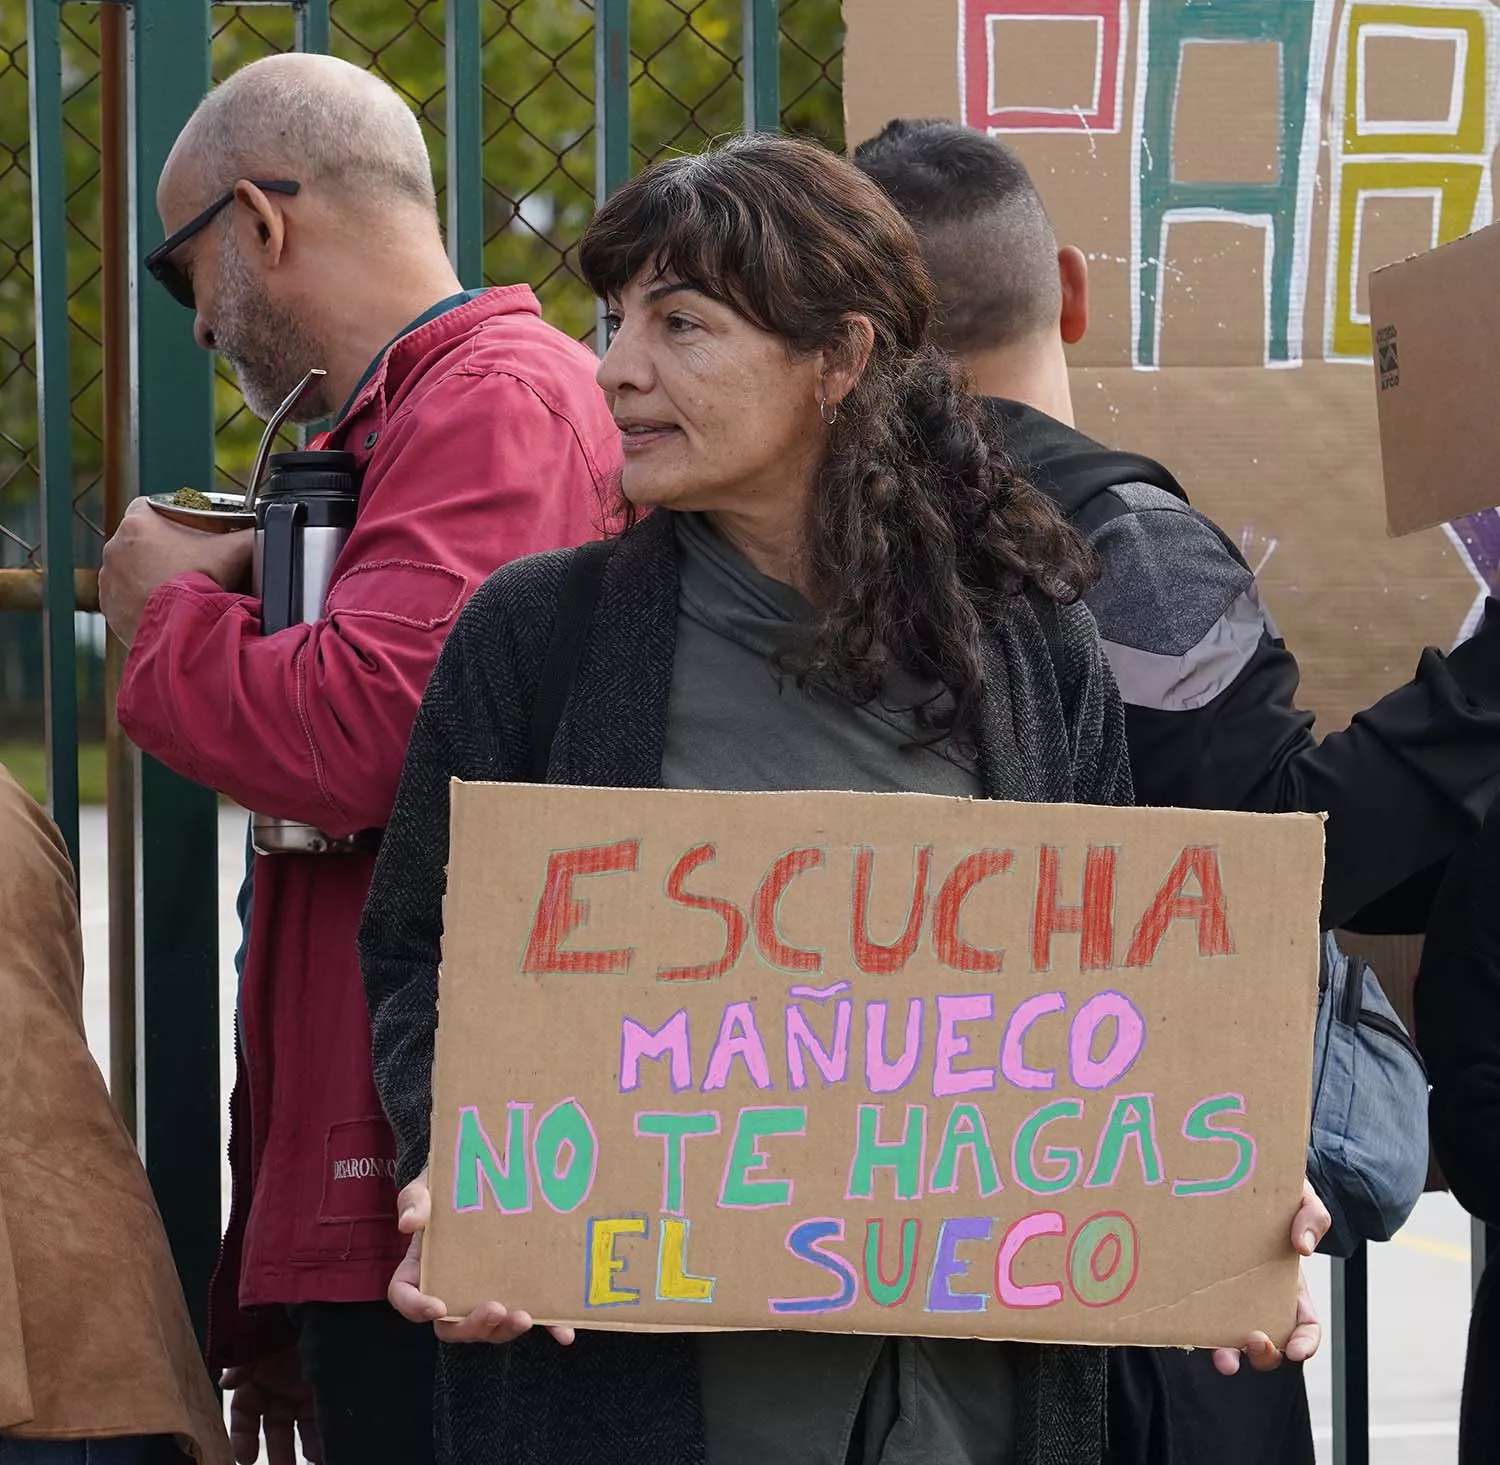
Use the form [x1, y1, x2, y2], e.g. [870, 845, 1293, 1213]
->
[294, 0, 336, 446]
[593, 0, 630, 352]
[101, 0, 138, 1127]
[743, 0, 781, 133]
[293, 0, 331, 54]
[1473, 1217, 1496, 1300]
[1332, 1248, 1371, 1465]
[126, 0, 221, 1347]
[446, 0, 483, 287]
[25, 0, 80, 870]
[595, 0, 631, 202]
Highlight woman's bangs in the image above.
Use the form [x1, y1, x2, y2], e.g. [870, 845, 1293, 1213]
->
[581, 171, 761, 319]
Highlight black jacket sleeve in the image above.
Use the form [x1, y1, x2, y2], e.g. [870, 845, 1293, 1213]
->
[1127, 620, 1500, 931]
[1088, 493, 1500, 931]
[1414, 796, 1500, 1226]
[357, 561, 556, 1188]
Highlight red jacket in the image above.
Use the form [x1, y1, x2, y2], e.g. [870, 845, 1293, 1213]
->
[117, 287, 618, 1364]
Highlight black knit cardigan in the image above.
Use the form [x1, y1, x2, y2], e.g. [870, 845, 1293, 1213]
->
[358, 509, 1135, 1465]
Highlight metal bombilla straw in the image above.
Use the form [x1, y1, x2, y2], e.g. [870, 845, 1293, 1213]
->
[241, 367, 328, 511]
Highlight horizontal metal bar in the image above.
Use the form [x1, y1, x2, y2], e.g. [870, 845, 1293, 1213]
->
[0, 569, 101, 614]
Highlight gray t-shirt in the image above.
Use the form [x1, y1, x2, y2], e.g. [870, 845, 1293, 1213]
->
[661, 512, 1016, 1465]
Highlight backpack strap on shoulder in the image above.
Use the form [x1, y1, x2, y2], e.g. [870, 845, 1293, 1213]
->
[527, 538, 615, 782]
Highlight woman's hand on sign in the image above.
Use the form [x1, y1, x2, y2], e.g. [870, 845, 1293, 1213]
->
[1212, 1177, 1332, 1376]
[388, 1168, 577, 1347]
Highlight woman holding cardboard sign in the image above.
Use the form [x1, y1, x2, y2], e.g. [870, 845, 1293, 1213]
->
[358, 134, 1328, 1465]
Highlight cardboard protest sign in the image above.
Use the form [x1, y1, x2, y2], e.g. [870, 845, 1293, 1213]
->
[1369, 221, 1500, 536]
[424, 782, 1324, 1349]
[843, 0, 1500, 733]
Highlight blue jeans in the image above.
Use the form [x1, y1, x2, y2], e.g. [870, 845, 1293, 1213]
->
[0, 1441, 150, 1465]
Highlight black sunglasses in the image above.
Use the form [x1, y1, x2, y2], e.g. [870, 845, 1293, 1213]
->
[144, 179, 301, 309]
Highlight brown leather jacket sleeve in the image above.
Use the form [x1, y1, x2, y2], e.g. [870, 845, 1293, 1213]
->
[0, 766, 231, 1461]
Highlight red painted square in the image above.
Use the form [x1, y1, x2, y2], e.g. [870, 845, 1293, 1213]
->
[962, 0, 1126, 133]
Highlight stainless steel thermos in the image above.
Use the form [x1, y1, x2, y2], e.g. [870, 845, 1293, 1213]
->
[250, 449, 362, 856]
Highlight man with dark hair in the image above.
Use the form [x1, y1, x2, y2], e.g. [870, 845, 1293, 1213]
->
[856, 123, 1063, 359]
[856, 116, 1500, 1465]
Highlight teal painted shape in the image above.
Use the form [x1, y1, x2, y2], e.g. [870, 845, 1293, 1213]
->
[1136, 0, 1320, 364]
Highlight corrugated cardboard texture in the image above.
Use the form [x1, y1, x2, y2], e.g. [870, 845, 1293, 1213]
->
[1369, 222, 1500, 535]
[845, 0, 1500, 734]
[425, 782, 1324, 1350]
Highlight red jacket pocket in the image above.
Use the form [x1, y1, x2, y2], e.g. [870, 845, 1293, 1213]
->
[323, 559, 467, 631]
[320, 1117, 401, 1224]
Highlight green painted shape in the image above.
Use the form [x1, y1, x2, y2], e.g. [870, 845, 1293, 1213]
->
[535, 1100, 595, 1213]
[455, 1106, 531, 1212]
[1136, 0, 1320, 365]
[848, 1104, 925, 1201]
[1084, 1095, 1164, 1189]
[721, 1107, 805, 1207]
[1014, 1099, 1084, 1195]
[863, 1218, 919, 1306]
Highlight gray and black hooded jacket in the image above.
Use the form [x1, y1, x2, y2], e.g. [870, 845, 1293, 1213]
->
[988, 396, 1500, 934]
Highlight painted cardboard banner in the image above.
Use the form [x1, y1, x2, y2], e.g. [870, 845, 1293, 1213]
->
[423, 782, 1324, 1348]
[843, 0, 1500, 735]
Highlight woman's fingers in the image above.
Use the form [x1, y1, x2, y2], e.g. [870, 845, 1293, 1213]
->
[389, 1167, 447, 1323]
[1292, 1177, 1332, 1257]
[388, 1228, 447, 1324]
[1210, 1346, 1242, 1377]
[1212, 1333, 1281, 1377]
[1242, 1331, 1284, 1374]
[1213, 1263, 1322, 1377]
[1283, 1266, 1323, 1365]
[428, 1301, 578, 1347]
[391, 1163, 573, 1347]
[397, 1170, 432, 1235]
[437, 1301, 531, 1345]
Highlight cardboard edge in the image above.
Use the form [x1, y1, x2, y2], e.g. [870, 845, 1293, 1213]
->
[451, 780, 1330, 829]
[421, 775, 472, 1301]
[1369, 224, 1498, 538]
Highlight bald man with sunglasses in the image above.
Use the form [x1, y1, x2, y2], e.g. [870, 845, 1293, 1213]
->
[99, 52, 616, 1465]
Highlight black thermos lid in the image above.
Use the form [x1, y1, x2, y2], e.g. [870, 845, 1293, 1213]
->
[262, 449, 359, 496]
[256, 450, 360, 528]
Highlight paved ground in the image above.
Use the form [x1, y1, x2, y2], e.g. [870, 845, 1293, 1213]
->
[76, 806, 1470, 1463]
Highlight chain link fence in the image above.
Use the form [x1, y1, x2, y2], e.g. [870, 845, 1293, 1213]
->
[0, 0, 843, 731]
[1, 5, 109, 736]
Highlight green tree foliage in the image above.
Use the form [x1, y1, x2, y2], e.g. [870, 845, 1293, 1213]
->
[1, 0, 843, 548]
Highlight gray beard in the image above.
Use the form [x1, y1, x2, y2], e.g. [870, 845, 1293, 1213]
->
[214, 243, 330, 423]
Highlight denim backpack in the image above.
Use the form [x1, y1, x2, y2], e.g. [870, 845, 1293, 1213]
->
[1308, 932, 1429, 1257]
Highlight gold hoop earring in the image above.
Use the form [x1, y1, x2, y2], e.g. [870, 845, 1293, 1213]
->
[819, 395, 839, 426]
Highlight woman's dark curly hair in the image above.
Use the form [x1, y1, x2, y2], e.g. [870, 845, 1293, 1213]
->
[578, 133, 1097, 748]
